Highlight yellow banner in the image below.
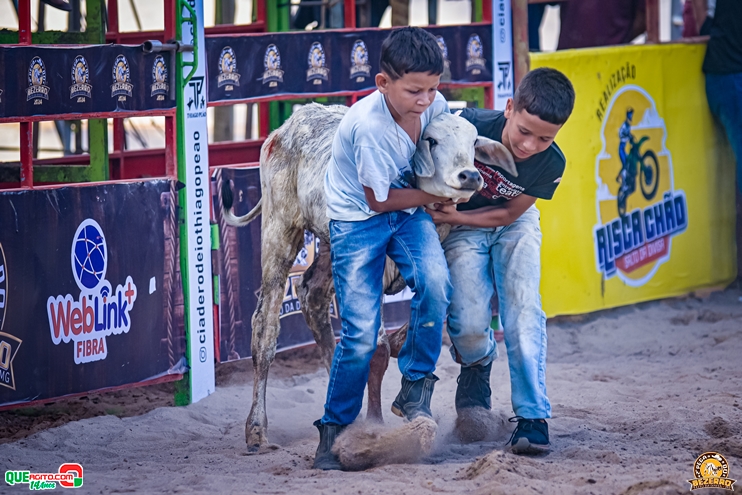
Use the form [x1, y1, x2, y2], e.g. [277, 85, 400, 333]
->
[531, 43, 737, 317]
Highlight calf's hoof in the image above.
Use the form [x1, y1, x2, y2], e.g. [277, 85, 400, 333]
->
[245, 424, 279, 454]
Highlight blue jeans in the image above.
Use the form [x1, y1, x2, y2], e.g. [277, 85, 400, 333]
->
[321, 208, 452, 426]
[441, 205, 551, 419]
[706, 72, 742, 194]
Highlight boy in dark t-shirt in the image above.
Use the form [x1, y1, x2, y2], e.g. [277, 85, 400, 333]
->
[427, 68, 575, 455]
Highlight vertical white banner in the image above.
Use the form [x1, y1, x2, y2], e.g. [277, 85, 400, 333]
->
[493, 0, 514, 110]
[181, 0, 215, 403]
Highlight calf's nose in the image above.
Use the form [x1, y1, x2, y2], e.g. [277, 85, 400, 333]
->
[457, 170, 483, 190]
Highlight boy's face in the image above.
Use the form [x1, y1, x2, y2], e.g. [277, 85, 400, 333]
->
[376, 71, 441, 121]
[502, 98, 563, 161]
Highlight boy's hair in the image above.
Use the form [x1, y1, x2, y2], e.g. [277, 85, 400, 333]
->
[513, 67, 575, 125]
[379, 27, 444, 80]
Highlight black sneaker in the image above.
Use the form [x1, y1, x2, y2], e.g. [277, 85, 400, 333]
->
[312, 420, 347, 470]
[391, 373, 438, 421]
[455, 362, 492, 411]
[507, 416, 550, 455]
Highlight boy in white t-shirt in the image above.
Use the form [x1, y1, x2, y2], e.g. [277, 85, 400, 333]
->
[314, 27, 452, 470]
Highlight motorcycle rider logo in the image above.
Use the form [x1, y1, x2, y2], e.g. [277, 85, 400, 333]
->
[594, 84, 687, 287]
[616, 107, 660, 216]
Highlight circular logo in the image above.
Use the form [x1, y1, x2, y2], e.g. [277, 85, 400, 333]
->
[72, 56, 89, 85]
[0, 243, 7, 332]
[436, 36, 448, 60]
[308, 42, 326, 69]
[352, 40, 368, 67]
[113, 55, 130, 84]
[264, 44, 281, 71]
[468, 34, 483, 59]
[28, 56, 47, 87]
[219, 46, 236, 75]
[696, 453, 729, 479]
[71, 219, 107, 291]
[152, 55, 167, 84]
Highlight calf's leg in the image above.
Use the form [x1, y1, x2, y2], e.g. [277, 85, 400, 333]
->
[298, 240, 336, 373]
[246, 226, 304, 453]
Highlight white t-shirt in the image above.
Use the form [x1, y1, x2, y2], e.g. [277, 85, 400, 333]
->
[324, 90, 449, 221]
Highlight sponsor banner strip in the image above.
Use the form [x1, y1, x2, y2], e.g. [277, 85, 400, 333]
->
[0, 45, 174, 119]
[205, 25, 494, 103]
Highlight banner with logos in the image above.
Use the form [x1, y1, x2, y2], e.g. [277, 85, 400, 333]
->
[212, 167, 412, 361]
[532, 43, 737, 316]
[0, 180, 184, 408]
[0, 24, 492, 119]
[206, 24, 493, 103]
[0, 45, 175, 119]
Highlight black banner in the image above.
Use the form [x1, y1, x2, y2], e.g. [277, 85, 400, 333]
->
[207, 25, 493, 103]
[0, 25, 491, 119]
[0, 180, 184, 407]
[212, 167, 412, 361]
[0, 45, 175, 119]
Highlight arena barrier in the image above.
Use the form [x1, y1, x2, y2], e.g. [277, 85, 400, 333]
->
[533, 43, 737, 317]
[0, 180, 186, 407]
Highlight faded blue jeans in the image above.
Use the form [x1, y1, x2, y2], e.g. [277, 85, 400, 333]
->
[442, 205, 551, 419]
[706, 72, 742, 194]
[321, 208, 452, 426]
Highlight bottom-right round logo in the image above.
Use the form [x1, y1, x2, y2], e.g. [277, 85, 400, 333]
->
[688, 452, 736, 491]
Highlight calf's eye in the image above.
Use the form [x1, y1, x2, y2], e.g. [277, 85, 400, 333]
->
[426, 137, 437, 147]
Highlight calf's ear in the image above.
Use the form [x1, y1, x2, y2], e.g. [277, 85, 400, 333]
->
[475, 136, 518, 177]
[413, 138, 435, 178]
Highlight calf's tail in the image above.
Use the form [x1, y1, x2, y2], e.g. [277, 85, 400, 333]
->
[221, 178, 262, 227]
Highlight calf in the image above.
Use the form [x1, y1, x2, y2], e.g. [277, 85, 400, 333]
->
[221, 103, 515, 453]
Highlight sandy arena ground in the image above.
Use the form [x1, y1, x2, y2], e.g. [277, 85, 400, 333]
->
[1, 288, 741, 494]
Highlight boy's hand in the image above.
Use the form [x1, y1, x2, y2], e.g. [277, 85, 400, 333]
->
[364, 186, 451, 212]
[426, 202, 461, 225]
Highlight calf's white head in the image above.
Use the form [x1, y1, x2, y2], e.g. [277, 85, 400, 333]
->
[413, 112, 517, 202]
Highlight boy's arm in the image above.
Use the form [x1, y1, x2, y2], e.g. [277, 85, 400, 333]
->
[364, 186, 448, 213]
[427, 194, 537, 228]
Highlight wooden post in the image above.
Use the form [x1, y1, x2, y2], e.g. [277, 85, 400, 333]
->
[390, 0, 409, 26]
[646, 0, 660, 43]
[512, 0, 529, 88]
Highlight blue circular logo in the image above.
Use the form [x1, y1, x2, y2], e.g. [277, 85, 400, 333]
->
[71, 219, 107, 291]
